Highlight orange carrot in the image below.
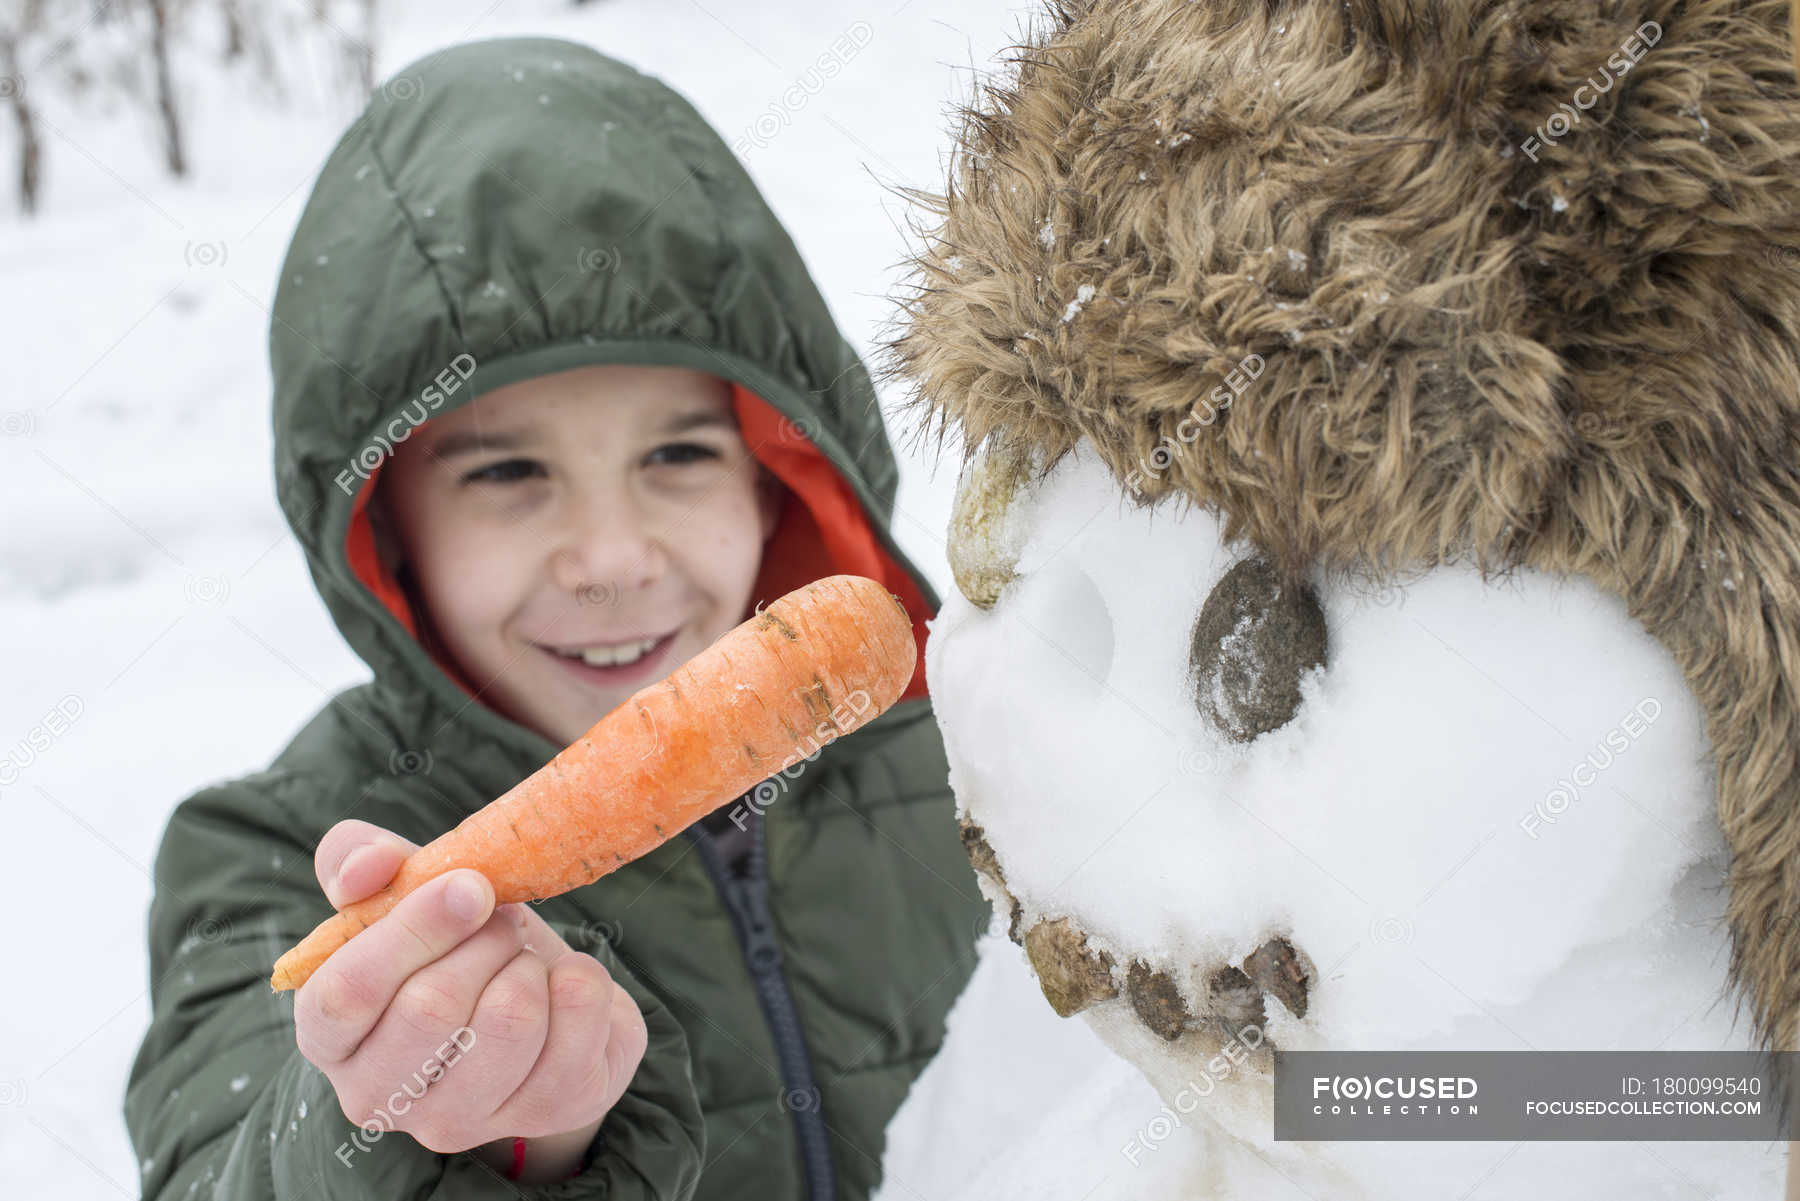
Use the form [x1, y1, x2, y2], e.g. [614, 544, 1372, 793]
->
[269, 573, 915, 992]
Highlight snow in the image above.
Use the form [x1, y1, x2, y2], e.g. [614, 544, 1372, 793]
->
[1061, 283, 1096, 323]
[878, 927, 1213, 1201]
[0, 3, 1031, 1197]
[879, 442, 1787, 1196]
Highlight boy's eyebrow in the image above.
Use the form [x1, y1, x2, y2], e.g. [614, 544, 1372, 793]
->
[659, 407, 738, 435]
[427, 407, 734, 462]
[428, 427, 540, 461]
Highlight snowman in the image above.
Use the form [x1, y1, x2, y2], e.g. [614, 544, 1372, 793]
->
[875, 0, 1800, 1196]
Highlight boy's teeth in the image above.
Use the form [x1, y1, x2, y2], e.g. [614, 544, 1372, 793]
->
[576, 637, 659, 667]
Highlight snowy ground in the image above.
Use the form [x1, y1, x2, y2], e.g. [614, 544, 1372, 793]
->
[0, 3, 1030, 1196]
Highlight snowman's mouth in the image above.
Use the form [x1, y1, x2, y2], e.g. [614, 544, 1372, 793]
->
[1202, 936, 1313, 1033]
[1118, 936, 1314, 1046]
[967, 817, 1316, 1046]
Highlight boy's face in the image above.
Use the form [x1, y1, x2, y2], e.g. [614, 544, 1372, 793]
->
[375, 364, 781, 748]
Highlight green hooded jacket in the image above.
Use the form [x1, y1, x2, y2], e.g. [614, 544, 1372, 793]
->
[123, 36, 986, 1201]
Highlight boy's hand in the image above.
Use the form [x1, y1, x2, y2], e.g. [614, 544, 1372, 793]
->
[293, 819, 647, 1182]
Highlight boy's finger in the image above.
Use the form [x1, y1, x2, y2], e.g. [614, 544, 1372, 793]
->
[430, 947, 550, 1120]
[343, 916, 536, 1103]
[295, 870, 495, 1064]
[492, 953, 624, 1135]
[315, 820, 419, 908]
[328, 841, 413, 909]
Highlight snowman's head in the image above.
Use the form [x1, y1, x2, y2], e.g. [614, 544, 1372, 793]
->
[930, 438, 1733, 1122]
[891, 0, 1800, 1083]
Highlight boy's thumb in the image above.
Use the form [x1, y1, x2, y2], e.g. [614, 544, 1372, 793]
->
[318, 825, 417, 908]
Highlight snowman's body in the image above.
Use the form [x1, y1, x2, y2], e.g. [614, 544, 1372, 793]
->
[877, 444, 1786, 1199]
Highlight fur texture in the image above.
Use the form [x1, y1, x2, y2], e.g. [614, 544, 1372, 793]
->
[890, 0, 1800, 1053]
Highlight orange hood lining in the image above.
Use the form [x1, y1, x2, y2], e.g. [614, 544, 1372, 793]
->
[343, 381, 933, 711]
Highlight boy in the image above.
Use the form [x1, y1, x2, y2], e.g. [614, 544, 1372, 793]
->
[124, 36, 986, 1200]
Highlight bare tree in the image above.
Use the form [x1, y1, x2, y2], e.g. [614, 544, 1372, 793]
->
[0, 35, 40, 213]
[0, 0, 44, 213]
[0, 0, 377, 218]
[142, 0, 184, 176]
[355, 0, 374, 94]
[218, 0, 242, 61]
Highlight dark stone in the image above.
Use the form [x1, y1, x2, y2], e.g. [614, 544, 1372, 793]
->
[1188, 555, 1328, 741]
[1127, 960, 1194, 1041]
[1207, 963, 1269, 1034]
[959, 817, 1006, 886]
[1243, 936, 1315, 1019]
[1024, 918, 1119, 1017]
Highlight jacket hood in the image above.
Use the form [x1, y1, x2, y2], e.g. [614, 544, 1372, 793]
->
[270, 35, 935, 777]
[891, 0, 1800, 1053]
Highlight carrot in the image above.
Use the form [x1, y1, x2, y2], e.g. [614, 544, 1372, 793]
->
[269, 573, 916, 992]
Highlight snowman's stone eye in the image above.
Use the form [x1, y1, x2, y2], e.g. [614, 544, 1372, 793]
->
[1189, 556, 1327, 741]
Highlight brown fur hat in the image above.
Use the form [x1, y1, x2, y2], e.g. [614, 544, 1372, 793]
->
[890, 0, 1800, 1053]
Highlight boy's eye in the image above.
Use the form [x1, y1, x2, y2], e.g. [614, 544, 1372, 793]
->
[646, 441, 721, 467]
[461, 458, 545, 485]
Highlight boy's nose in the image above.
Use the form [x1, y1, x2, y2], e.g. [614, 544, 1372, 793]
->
[547, 492, 665, 599]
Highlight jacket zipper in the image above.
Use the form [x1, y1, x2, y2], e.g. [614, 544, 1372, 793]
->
[686, 797, 837, 1201]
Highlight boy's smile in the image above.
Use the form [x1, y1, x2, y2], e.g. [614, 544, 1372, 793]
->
[373, 364, 781, 748]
